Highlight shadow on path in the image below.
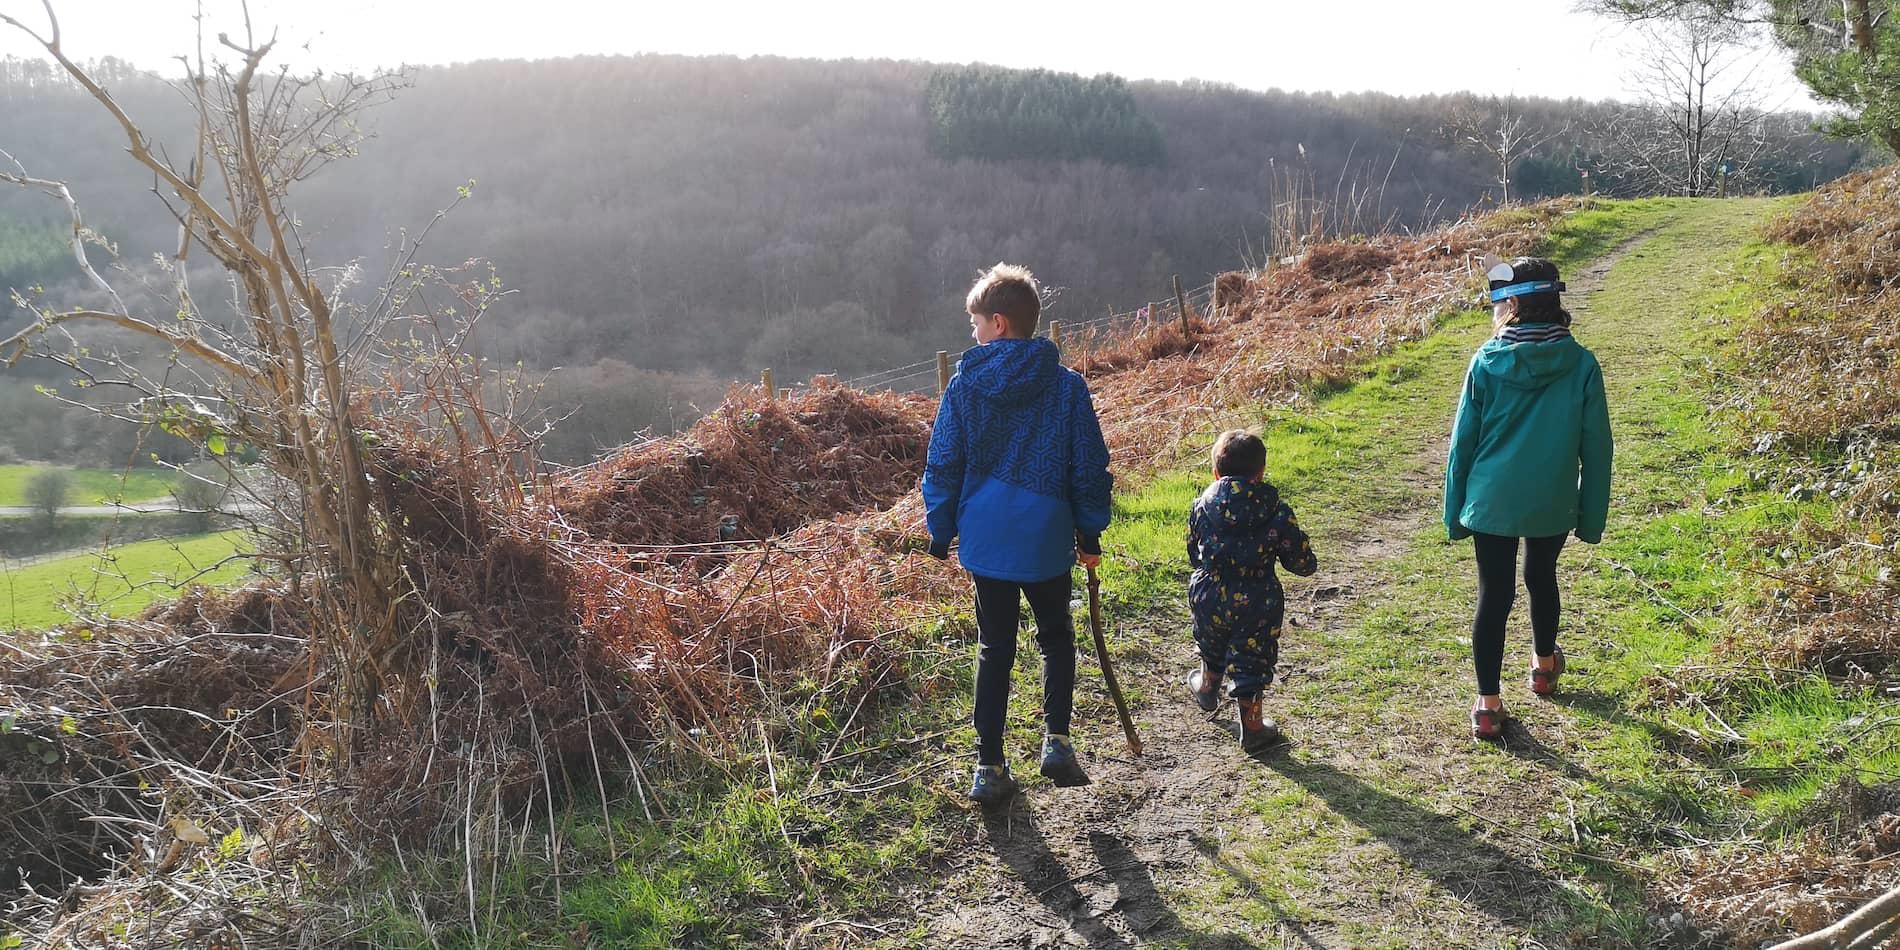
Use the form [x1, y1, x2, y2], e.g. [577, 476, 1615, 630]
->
[1252, 751, 1641, 944]
[980, 801, 1263, 948]
[1187, 831, 1328, 948]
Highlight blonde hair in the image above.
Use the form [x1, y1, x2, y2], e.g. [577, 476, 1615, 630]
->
[965, 263, 1042, 338]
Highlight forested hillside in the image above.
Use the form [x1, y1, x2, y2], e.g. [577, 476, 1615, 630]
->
[0, 54, 1870, 463]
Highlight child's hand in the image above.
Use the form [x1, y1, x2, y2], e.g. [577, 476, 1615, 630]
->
[1075, 532, 1103, 569]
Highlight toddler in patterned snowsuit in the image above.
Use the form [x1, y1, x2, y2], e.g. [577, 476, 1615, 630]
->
[1186, 430, 1318, 751]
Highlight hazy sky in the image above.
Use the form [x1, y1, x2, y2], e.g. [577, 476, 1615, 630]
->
[0, 0, 1815, 107]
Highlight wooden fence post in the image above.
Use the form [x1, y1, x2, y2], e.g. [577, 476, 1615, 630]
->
[1049, 320, 1062, 351]
[761, 368, 774, 399]
[936, 350, 950, 394]
[1173, 274, 1189, 337]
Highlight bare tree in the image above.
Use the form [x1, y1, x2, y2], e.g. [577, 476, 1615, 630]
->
[1442, 98, 1567, 204]
[1581, 0, 1900, 153]
[0, 3, 523, 767]
[1597, 12, 1776, 195]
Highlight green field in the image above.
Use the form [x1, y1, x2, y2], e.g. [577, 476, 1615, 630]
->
[0, 465, 176, 508]
[0, 531, 255, 630]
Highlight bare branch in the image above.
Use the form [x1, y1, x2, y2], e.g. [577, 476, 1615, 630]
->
[0, 151, 130, 316]
[0, 308, 258, 379]
[1768, 883, 1900, 949]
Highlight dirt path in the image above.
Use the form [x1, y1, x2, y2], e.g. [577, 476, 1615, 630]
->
[904, 219, 1720, 948]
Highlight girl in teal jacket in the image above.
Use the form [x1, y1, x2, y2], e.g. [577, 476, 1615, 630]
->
[1444, 257, 1613, 739]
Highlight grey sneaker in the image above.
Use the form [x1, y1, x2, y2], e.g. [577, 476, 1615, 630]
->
[968, 764, 1018, 806]
[1038, 735, 1091, 787]
[1187, 667, 1221, 713]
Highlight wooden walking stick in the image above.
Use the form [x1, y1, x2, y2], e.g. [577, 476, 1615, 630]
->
[1086, 563, 1143, 756]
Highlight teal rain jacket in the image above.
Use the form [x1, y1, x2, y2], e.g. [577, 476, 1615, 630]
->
[1444, 333, 1613, 543]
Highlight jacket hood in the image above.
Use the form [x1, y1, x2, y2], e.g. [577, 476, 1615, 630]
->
[958, 337, 1062, 408]
[1474, 335, 1586, 390]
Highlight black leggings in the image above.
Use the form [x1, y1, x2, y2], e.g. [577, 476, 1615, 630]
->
[971, 572, 1075, 766]
[1471, 532, 1567, 696]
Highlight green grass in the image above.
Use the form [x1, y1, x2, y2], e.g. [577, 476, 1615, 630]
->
[1534, 197, 1683, 269]
[1082, 197, 1899, 943]
[349, 196, 1899, 946]
[0, 464, 175, 508]
[0, 531, 253, 630]
[1067, 205, 1706, 939]
[353, 607, 964, 948]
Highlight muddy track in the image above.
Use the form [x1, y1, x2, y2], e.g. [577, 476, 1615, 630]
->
[902, 233, 1658, 949]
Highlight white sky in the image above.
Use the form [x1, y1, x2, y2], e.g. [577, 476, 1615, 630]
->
[0, 0, 1818, 107]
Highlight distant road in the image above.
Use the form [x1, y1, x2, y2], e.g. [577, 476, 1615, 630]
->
[0, 502, 269, 518]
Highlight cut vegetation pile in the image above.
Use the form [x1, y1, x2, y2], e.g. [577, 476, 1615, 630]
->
[1065, 198, 1581, 474]
[555, 379, 933, 552]
[2, 199, 1589, 941]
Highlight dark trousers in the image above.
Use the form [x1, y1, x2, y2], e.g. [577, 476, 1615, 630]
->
[1471, 531, 1567, 695]
[971, 572, 1075, 766]
[1189, 573, 1284, 700]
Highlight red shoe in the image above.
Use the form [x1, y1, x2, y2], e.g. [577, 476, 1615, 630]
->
[1471, 704, 1506, 740]
[1529, 648, 1566, 697]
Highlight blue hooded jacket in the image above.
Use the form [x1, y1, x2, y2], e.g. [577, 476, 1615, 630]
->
[1187, 476, 1317, 636]
[922, 337, 1113, 582]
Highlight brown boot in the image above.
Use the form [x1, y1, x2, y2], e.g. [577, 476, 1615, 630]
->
[1236, 697, 1281, 752]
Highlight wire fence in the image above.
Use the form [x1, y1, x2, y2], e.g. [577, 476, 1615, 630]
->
[812, 277, 1221, 399]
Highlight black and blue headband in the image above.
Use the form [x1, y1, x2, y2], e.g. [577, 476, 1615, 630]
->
[1489, 280, 1563, 302]
[1485, 260, 1564, 303]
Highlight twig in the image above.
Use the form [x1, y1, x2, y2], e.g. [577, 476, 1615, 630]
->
[1769, 883, 1900, 950]
[759, 720, 793, 851]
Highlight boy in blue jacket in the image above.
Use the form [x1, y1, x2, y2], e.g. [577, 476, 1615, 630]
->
[923, 263, 1113, 807]
[1186, 431, 1318, 752]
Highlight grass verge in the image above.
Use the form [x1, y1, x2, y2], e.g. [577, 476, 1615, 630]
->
[0, 465, 174, 508]
[0, 531, 253, 630]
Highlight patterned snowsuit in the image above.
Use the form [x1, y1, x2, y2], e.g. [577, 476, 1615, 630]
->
[1187, 477, 1318, 699]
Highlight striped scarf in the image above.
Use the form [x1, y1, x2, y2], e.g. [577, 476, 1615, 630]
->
[1499, 322, 1572, 344]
